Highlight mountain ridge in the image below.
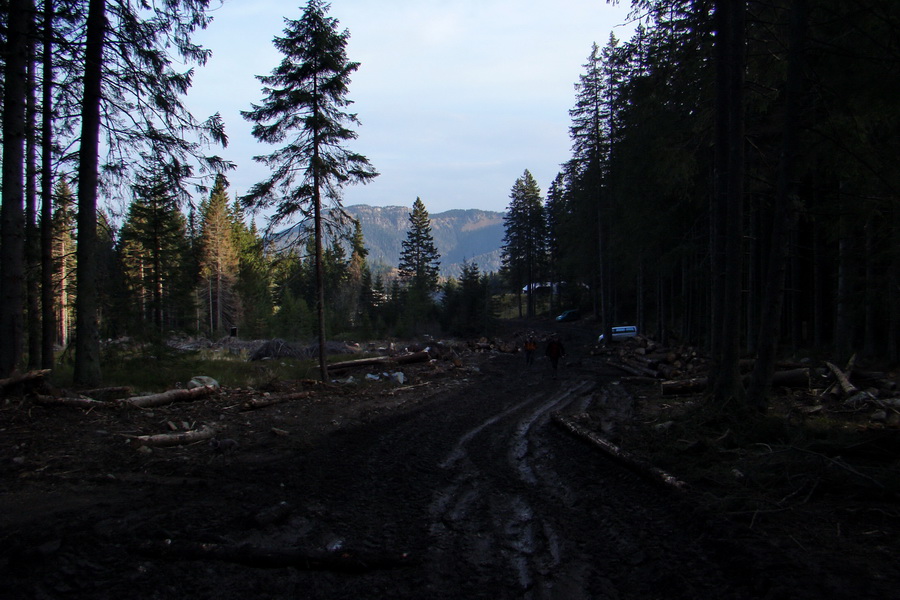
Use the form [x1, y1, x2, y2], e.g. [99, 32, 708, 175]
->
[344, 204, 505, 277]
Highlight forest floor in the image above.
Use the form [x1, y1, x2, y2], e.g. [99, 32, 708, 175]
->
[1, 319, 898, 598]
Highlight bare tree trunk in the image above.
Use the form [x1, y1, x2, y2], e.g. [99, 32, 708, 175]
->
[26, 41, 42, 369]
[41, 0, 57, 369]
[0, 0, 32, 377]
[747, 0, 806, 412]
[887, 214, 900, 361]
[74, 0, 107, 386]
[710, 0, 746, 407]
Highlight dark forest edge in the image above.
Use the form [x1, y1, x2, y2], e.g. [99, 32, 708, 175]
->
[1, 1, 898, 420]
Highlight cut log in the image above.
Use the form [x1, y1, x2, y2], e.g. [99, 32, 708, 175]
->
[78, 386, 132, 401]
[660, 368, 811, 396]
[660, 377, 708, 396]
[239, 392, 313, 411]
[131, 424, 216, 448]
[620, 358, 659, 378]
[553, 414, 687, 490]
[133, 540, 413, 572]
[123, 385, 218, 408]
[32, 394, 113, 409]
[328, 350, 430, 372]
[0, 369, 52, 391]
[770, 368, 810, 389]
[825, 361, 859, 396]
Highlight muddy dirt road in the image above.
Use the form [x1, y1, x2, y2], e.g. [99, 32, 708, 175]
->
[1, 334, 847, 599]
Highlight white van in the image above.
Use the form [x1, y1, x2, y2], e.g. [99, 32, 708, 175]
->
[598, 325, 638, 343]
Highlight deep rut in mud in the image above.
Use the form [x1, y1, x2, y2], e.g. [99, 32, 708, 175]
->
[3, 348, 839, 599]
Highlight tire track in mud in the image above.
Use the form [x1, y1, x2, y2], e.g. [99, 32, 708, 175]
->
[427, 378, 598, 598]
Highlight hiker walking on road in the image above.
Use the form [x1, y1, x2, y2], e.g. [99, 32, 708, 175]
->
[523, 336, 537, 367]
[545, 335, 566, 379]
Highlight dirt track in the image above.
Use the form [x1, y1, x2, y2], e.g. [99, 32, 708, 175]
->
[0, 327, 880, 599]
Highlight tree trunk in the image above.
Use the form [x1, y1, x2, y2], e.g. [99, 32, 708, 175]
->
[41, 0, 57, 370]
[890, 204, 900, 363]
[746, 0, 806, 412]
[709, 0, 746, 407]
[0, 0, 32, 378]
[26, 40, 41, 370]
[73, 0, 107, 386]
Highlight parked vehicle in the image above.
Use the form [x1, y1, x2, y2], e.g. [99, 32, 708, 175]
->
[555, 309, 581, 322]
[598, 325, 637, 342]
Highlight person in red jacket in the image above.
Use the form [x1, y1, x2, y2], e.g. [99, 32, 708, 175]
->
[545, 335, 565, 379]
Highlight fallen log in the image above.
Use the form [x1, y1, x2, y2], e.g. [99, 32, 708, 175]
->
[660, 368, 811, 396]
[660, 377, 708, 396]
[130, 424, 216, 448]
[123, 385, 218, 408]
[32, 394, 113, 409]
[769, 368, 811, 389]
[553, 414, 687, 491]
[825, 362, 858, 396]
[619, 358, 659, 378]
[78, 386, 132, 401]
[0, 369, 52, 392]
[239, 391, 313, 411]
[328, 350, 430, 372]
[133, 540, 414, 572]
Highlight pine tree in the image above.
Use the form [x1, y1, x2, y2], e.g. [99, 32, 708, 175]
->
[73, 0, 229, 385]
[242, 0, 377, 380]
[198, 175, 240, 335]
[51, 177, 77, 348]
[501, 170, 547, 318]
[0, 0, 33, 377]
[118, 174, 192, 334]
[398, 198, 441, 294]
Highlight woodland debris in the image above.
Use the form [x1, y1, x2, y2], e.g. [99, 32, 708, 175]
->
[133, 540, 414, 572]
[249, 339, 307, 361]
[0, 369, 52, 394]
[77, 386, 132, 401]
[238, 391, 313, 411]
[825, 361, 859, 396]
[328, 350, 430, 372]
[659, 369, 810, 396]
[553, 414, 687, 491]
[123, 385, 218, 408]
[32, 394, 113, 409]
[130, 424, 216, 448]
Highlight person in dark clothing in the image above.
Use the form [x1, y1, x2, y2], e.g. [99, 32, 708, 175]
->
[523, 336, 537, 367]
[545, 335, 565, 378]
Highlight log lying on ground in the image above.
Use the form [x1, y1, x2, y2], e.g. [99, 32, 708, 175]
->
[660, 368, 811, 396]
[825, 361, 859, 396]
[133, 540, 414, 572]
[0, 369, 52, 392]
[553, 414, 687, 491]
[123, 385, 218, 408]
[239, 391, 313, 411]
[32, 394, 113, 409]
[79, 386, 132, 401]
[130, 424, 216, 448]
[328, 350, 430, 372]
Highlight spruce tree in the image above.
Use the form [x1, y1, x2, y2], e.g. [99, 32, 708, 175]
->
[242, 0, 377, 380]
[198, 175, 240, 335]
[398, 197, 441, 294]
[501, 170, 547, 318]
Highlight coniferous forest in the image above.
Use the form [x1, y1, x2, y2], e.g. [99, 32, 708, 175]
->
[0, 1, 897, 407]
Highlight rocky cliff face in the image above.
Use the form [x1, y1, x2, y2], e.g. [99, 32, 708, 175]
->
[345, 205, 505, 277]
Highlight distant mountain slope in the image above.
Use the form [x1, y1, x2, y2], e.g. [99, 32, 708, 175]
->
[345, 205, 505, 277]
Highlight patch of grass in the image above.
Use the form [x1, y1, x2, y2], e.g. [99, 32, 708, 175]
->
[51, 347, 321, 394]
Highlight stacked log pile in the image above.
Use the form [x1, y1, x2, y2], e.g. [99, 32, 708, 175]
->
[595, 338, 899, 419]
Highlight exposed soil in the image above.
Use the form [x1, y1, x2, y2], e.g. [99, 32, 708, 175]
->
[1, 321, 897, 599]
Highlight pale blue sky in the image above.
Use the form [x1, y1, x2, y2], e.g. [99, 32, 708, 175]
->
[186, 0, 634, 219]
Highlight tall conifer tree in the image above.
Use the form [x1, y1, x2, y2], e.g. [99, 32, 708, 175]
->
[242, 0, 377, 380]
